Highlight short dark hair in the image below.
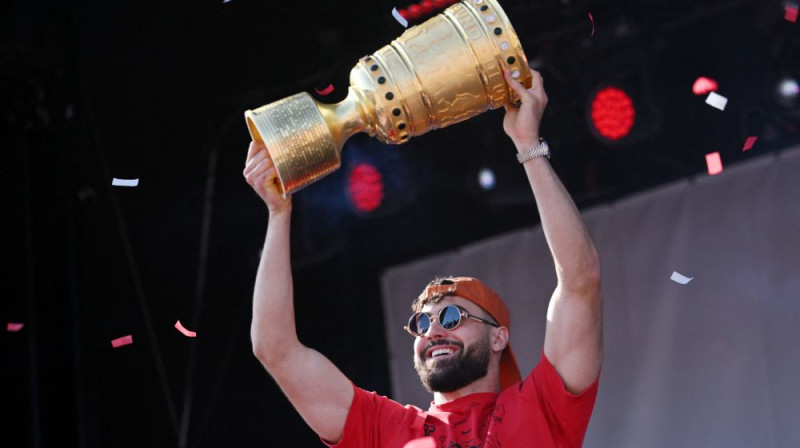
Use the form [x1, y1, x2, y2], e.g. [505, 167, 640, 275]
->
[411, 276, 456, 312]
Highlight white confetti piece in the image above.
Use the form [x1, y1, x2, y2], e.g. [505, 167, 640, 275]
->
[705, 91, 728, 111]
[670, 271, 693, 284]
[112, 178, 139, 187]
[392, 7, 408, 28]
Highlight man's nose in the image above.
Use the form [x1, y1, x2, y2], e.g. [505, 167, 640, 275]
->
[424, 317, 447, 338]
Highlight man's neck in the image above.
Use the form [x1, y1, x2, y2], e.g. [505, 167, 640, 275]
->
[432, 374, 501, 406]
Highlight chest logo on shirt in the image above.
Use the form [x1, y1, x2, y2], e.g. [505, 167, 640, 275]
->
[424, 423, 436, 437]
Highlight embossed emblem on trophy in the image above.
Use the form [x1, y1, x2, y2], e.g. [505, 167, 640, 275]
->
[245, 0, 531, 197]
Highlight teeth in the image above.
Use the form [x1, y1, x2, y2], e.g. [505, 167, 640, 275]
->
[431, 348, 454, 358]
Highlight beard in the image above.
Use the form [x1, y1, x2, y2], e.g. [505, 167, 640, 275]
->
[414, 336, 491, 393]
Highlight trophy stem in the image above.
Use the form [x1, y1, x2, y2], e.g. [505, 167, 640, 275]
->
[318, 88, 371, 150]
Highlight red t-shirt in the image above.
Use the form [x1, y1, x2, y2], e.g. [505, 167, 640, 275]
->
[325, 353, 599, 448]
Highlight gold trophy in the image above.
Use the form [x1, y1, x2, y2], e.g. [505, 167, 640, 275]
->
[245, 0, 531, 197]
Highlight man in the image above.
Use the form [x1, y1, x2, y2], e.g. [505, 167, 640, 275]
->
[243, 69, 603, 447]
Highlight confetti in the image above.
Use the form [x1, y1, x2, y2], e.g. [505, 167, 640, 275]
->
[314, 84, 335, 96]
[692, 76, 718, 95]
[705, 152, 723, 175]
[6, 323, 24, 332]
[742, 136, 758, 151]
[705, 91, 728, 111]
[174, 320, 197, 338]
[670, 271, 693, 284]
[403, 438, 436, 448]
[786, 5, 798, 23]
[111, 335, 134, 348]
[392, 7, 409, 28]
[588, 12, 595, 37]
[112, 178, 139, 187]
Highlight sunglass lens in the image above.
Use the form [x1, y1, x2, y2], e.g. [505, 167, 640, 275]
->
[440, 305, 462, 330]
[413, 313, 430, 335]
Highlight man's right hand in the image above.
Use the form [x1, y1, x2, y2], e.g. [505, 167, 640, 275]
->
[243, 141, 292, 214]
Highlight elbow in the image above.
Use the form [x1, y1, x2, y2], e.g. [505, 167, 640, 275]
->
[251, 330, 285, 370]
[560, 249, 602, 296]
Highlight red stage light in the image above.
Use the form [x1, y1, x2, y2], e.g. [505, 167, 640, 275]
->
[589, 86, 636, 141]
[406, 4, 423, 20]
[347, 163, 385, 213]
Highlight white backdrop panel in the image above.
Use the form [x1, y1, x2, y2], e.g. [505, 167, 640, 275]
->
[380, 147, 800, 448]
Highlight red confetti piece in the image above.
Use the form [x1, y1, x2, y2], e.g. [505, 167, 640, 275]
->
[111, 335, 133, 348]
[6, 322, 24, 332]
[742, 136, 758, 151]
[705, 152, 723, 175]
[785, 5, 798, 23]
[174, 320, 197, 338]
[588, 12, 595, 36]
[692, 76, 719, 95]
[314, 84, 335, 96]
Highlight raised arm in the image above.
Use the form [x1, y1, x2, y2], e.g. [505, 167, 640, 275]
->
[502, 70, 603, 394]
[244, 141, 354, 443]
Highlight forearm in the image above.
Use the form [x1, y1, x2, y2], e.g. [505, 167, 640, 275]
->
[520, 156, 600, 293]
[251, 207, 301, 366]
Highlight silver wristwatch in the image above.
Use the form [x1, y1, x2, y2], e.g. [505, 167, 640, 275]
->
[516, 139, 550, 163]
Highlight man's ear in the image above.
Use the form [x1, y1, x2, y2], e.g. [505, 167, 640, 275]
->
[491, 326, 510, 353]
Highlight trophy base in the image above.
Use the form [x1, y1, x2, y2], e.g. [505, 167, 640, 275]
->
[246, 93, 342, 197]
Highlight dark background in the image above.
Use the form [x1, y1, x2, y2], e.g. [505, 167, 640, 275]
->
[2, 0, 799, 446]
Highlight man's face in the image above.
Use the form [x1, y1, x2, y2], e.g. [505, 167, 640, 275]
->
[412, 297, 493, 393]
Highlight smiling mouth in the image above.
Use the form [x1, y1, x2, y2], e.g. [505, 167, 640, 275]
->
[431, 348, 454, 358]
[424, 345, 459, 361]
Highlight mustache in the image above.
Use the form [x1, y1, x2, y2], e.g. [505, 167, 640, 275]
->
[420, 339, 464, 356]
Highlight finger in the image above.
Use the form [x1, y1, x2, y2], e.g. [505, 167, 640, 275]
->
[504, 69, 533, 104]
[246, 140, 262, 161]
[246, 141, 269, 166]
[245, 149, 267, 172]
[244, 149, 268, 175]
[251, 155, 273, 177]
[503, 68, 526, 92]
[247, 163, 274, 189]
[530, 71, 544, 91]
[256, 167, 279, 193]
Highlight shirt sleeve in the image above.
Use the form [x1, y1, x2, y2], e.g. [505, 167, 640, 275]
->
[323, 383, 424, 448]
[523, 351, 600, 447]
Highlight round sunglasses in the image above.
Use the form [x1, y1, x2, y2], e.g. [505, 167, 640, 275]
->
[405, 304, 498, 337]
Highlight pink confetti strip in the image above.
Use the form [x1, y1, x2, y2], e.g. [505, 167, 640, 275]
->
[392, 7, 409, 28]
[705, 152, 723, 175]
[111, 335, 133, 348]
[692, 76, 718, 95]
[314, 84, 335, 96]
[785, 5, 798, 23]
[6, 322, 24, 332]
[174, 320, 197, 338]
[588, 12, 595, 36]
[742, 136, 758, 151]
